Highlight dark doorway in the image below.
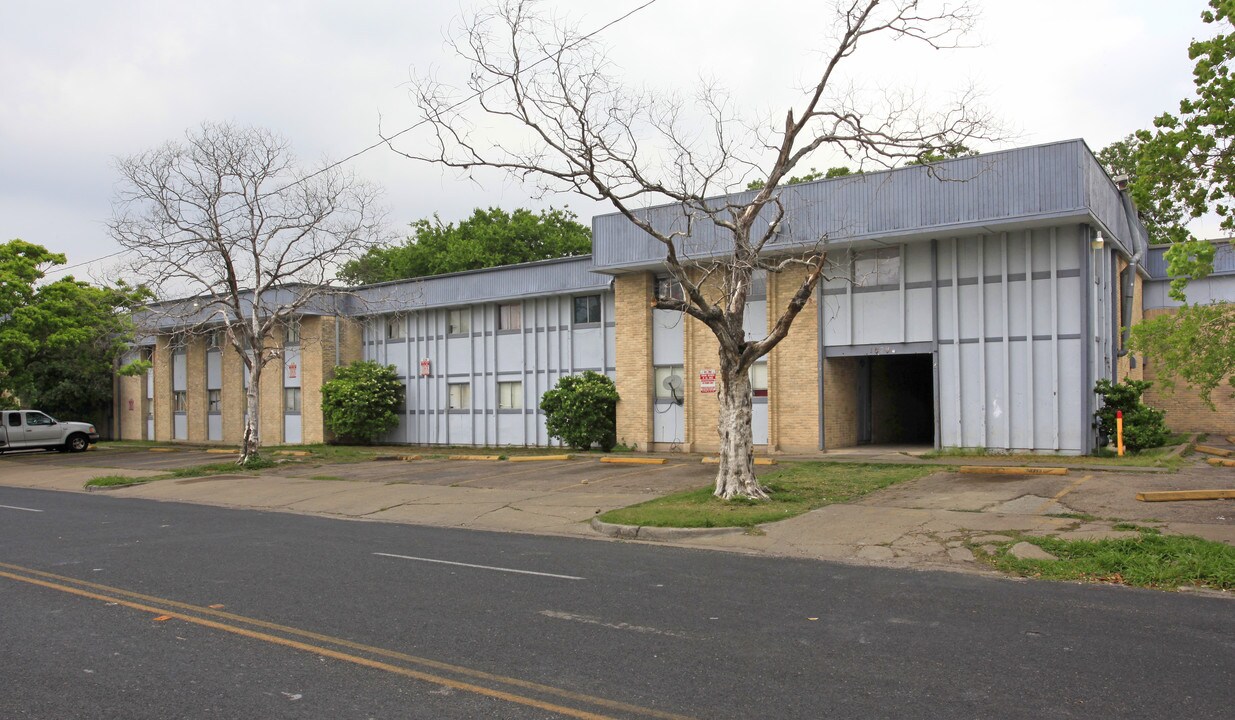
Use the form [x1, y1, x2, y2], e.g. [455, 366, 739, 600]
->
[857, 354, 935, 445]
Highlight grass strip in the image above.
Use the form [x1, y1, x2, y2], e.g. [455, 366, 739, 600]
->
[85, 475, 151, 488]
[981, 529, 1235, 590]
[597, 462, 939, 529]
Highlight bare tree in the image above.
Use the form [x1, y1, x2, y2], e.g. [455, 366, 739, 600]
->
[389, 0, 998, 499]
[110, 122, 386, 464]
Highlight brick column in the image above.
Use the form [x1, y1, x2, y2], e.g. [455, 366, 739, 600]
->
[186, 336, 208, 442]
[152, 336, 173, 442]
[259, 332, 285, 446]
[221, 345, 245, 446]
[614, 273, 655, 451]
[300, 316, 327, 445]
[766, 265, 821, 452]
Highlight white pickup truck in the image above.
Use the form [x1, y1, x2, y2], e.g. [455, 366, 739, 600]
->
[0, 410, 99, 453]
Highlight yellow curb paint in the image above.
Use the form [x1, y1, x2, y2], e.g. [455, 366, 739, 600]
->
[599, 457, 667, 465]
[148, 447, 178, 453]
[448, 455, 503, 462]
[398, 455, 423, 462]
[206, 449, 239, 455]
[275, 451, 312, 457]
[509, 454, 572, 463]
[1136, 489, 1235, 502]
[1194, 444, 1232, 458]
[701, 457, 776, 466]
[0, 563, 694, 720]
[958, 466, 1068, 476]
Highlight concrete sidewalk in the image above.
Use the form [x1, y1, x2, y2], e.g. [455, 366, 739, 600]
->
[2, 447, 1232, 577]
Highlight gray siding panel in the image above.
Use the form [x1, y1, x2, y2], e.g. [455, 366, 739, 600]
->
[365, 292, 615, 447]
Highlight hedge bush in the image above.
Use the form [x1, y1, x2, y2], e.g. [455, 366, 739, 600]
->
[539, 371, 619, 451]
[1093, 378, 1170, 452]
[320, 360, 403, 444]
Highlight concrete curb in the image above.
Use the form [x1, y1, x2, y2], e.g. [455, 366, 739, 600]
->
[589, 516, 750, 541]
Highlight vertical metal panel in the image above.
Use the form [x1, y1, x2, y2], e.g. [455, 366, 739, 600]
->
[206, 352, 222, 390]
[951, 238, 963, 445]
[208, 415, 222, 442]
[1024, 232, 1036, 448]
[172, 353, 187, 391]
[284, 415, 302, 444]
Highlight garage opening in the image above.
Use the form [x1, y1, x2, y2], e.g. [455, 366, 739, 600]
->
[857, 354, 935, 446]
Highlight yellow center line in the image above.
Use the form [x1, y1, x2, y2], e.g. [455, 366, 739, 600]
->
[1037, 474, 1094, 513]
[0, 561, 694, 720]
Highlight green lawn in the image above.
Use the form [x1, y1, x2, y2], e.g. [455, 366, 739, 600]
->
[979, 528, 1235, 591]
[597, 462, 940, 529]
[84, 475, 151, 488]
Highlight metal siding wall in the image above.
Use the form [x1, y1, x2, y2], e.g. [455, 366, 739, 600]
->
[207, 415, 222, 441]
[367, 291, 614, 447]
[886, 226, 1089, 452]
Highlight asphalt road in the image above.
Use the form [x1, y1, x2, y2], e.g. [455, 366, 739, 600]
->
[1, 486, 1232, 719]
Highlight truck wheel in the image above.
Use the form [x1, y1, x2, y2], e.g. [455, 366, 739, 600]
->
[66, 434, 89, 453]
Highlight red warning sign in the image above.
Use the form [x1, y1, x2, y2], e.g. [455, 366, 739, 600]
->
[287, 362, 298, 379]
[419, 358, 431, 377]
[699, 369, 717, 394]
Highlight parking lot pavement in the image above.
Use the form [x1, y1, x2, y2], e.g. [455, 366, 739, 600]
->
[0, 446, 251, 492]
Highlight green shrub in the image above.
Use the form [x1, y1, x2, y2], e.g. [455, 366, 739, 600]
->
[320, 361, 404, 444]
[539, 371, 619, 451]
[1093, 378, 1170, 452]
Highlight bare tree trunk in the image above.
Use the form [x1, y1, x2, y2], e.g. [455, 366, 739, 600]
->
[714, 353, 768, 500]
[240, 365, 261, 465]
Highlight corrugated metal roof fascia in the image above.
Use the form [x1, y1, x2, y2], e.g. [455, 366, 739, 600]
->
[349, 256, 609, 315]
[591, 140, 1094, 270]
[1145, 242, 1235, 279]
[587, 209, 1095, 273]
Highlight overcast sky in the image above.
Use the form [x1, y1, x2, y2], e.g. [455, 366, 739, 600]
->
[0, 0, 1216, 283]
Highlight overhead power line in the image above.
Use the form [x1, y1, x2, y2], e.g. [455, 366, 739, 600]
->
[43, 0, 660, 278]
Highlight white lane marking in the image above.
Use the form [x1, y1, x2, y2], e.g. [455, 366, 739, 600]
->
[372, 552, 584, 581]
[539, 610, 687, 637]
[0, 504, 43, 513]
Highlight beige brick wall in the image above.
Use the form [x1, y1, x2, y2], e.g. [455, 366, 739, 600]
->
[1141, 306, 1235, 435]
[614, 273, 655, 450]
[681, 276, 723, 454]
[258, 328, 285, 446]
[823, 357, 860, 449]
[117, 370, 145, 441]
[766, 265, 821, 452]
[153, 336, 172, 442]
[186, 336, 208, 442]
[221, 343, 247, 446]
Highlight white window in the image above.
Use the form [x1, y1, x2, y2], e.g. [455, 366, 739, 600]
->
[285, 319, 301, 345]
[654, 365, 685, 401]
[853, 247, 900, 287]
[448, 309, 470, 335]
[498, 303, 522, 331]
[448, 383, 471, 410]
[498, 381, 523, 410]
[573, 295, 602, 324]
[750, 363, 769, 398]
[26, 412, 54, 426]
[655, 277, 685, 302]
[386, 316, 405, 340]
[284, 387, 301, 414]
[208, 389, 222, 413]
[206, 329, 222, 350]
[173, 391, 188, 413]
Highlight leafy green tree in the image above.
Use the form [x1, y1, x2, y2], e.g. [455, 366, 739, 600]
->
[1130, 303, 1235, 407]
[905, 142, 978, 166]
[1130, 0, 1235, 259]
[745, 167, 857, 191]
[1093, 379, 1171, 452]
[0, 239, 150, 424]
[539, 371, 619, 452]
[320, 361, 404, 444]
[339, 207, 591, 285]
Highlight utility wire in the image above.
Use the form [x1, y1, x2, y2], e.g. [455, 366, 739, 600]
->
[44, 0, 660, 278]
